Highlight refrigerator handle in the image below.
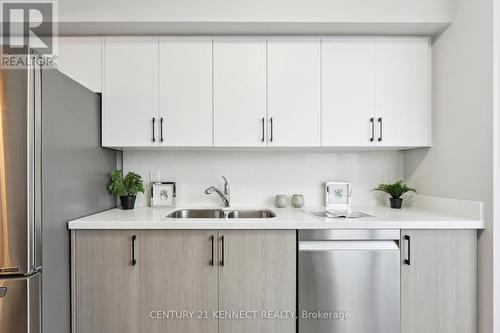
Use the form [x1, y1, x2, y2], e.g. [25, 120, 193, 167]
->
[30, 50, 43, 271]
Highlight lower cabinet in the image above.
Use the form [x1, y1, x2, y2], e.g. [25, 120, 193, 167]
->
[72, 230, 140, 333]
[218, 230, 296, 333]
[401, 230, 477, 333]
[73, 229, 476, 333]
[72, 229, 296, 333]
[140, 230, 218, 333]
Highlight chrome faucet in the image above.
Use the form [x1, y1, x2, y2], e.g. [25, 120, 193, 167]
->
[205, 176, 230, 207]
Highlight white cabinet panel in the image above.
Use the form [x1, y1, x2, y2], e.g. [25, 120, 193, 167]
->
[159, 38, 213, 146]
[322, 38, 375, 146]
[375, 38, 431, 147]
[102, 38, 158, 147]
[214, 38, 267, 146]
[57, 37, 102, 92]
[268, 38, 321, 147]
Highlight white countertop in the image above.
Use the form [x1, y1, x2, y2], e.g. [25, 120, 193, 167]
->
[68, 204, 485, 230]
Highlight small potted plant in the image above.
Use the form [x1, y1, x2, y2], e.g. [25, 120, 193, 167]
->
[107, 170, 145, 210]
[372, 180, 416, 209]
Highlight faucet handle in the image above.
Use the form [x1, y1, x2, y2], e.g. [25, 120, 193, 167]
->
[222, 176, 230, 196]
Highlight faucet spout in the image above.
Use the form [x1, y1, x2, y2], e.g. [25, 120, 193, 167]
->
[204, 177, 231, 207]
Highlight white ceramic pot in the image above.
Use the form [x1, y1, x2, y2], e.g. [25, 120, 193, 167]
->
[291, 194, 305, 208]
[274, 194, 288, 208]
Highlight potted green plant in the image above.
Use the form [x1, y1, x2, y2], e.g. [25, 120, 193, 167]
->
[372, 180, 416, 209]
[107, 170, 145, 210]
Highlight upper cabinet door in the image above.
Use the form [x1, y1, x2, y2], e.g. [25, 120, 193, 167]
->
[268, 38, 321, 147]
[159, 38, 213, 146]
[214, 38, 267, 147]
[375, 38, 431, 147]
[322, 38, 376, 146]
[102, 38, 158, 147]
[58, 37, 103, 92]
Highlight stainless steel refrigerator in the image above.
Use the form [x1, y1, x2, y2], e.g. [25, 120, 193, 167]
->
[0, 63, 117, 333]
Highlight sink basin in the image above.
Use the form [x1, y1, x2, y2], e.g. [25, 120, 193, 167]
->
[227, 209, 276, 219]
[166, 209, 226, 219]
[166, 209, 276, 219]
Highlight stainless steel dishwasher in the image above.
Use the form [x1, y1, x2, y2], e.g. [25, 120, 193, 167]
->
[298, 230, 400, 333]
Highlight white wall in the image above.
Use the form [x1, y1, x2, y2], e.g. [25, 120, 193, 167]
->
[123, 151, 403, 208]
[59, 0, 452, 23]
[493, 0, 500, 331]
[404, 0, 494, 332]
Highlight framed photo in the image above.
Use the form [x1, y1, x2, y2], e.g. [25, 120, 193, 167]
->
[325, 182, 351, 207]
[151, 182, 176, 207]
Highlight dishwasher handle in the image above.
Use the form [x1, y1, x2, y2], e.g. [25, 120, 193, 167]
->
[299, 240, 399, 251]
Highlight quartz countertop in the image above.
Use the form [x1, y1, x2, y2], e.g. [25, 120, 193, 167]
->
[68, 204, 485, 230]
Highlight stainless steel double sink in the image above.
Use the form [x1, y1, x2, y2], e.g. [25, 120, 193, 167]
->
[166, 209, 276, 219]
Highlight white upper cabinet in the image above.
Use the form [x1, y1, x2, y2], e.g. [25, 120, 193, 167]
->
[97, 36, 430, 149]
[321, 37, 431, 148]
[375, 38, 431, 147]
[102, 38, 159, 147]
[214, 38, 267, 147]
[322, 38, 376, 146]
[57, 37, 103, 92]
[159, 38, 213, 146]
[267, 38, 321, 147]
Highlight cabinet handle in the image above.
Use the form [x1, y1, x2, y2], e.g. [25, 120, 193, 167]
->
[152, 118, 156, 142]
[160, 117, 164, 142]
[220, 235, 225, 267]
[270, 117, 274, 142]
[261, 117, 265, 142]
[131, 235, 137, 266]
[210, 235, 215, 266]
[378, 117, 383, 142]
[370, 118, 375, 142]
[404, 235, 411, 265]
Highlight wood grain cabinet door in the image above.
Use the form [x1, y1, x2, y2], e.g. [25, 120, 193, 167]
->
[140, 230, 218, 333]
[401, 230, 476, 333]
[218, 230, 296, 333]
[74, 230, 140, 333]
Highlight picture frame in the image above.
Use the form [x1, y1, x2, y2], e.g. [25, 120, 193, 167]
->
[325, 182, 351, 207]
[150, 182, 176, 207]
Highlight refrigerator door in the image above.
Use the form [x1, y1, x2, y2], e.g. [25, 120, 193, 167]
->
[0, 67, 33, 276]
[0, 272, 40, 333]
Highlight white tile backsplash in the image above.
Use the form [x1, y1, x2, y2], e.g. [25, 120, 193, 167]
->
[123, 150, 403, 207]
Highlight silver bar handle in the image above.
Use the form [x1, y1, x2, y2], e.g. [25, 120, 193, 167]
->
[299, 241, 399, 251]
